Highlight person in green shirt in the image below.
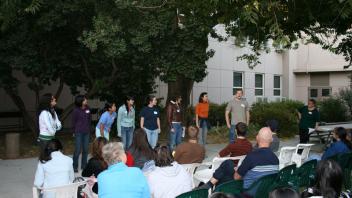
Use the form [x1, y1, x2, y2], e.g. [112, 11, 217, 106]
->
[297, 99, 320, 143]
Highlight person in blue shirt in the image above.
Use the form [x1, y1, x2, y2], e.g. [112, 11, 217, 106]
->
[322, 127, 352, 160]
[140, 96, 161, 149]
[117, 96, 135, 150]
[98, 142, 150, 198]
[96, 102, 116, 140]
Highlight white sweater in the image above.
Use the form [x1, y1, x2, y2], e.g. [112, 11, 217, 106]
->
[39, 110, 62, 136]
[146, 162, 192, 198]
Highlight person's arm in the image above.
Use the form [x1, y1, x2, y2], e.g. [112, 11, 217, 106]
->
[41, 111, 56, 135]
[140, 117, 144, 129]
[234, 171, 242, 180]
[246, 111, 250, 125]
[166, 104, 173, 130]
[132, 108, 135, 129]
[117, 107, 123, 137]
[195, 105, 200, 128]
[225, 103, 231, 129]
[219, 144, 231, 157]
[157, 117, 161, 133]
[54, 112, 62, 131]
[69, 162, 74, 182]
[34, 162, 44, 188]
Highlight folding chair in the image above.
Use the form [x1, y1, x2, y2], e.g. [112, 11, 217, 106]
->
[278, 146, 296, 169]
[33, 181, 87, 198]
[291, 144, 314, 167]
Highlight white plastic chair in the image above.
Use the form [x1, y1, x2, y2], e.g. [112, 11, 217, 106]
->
[291, 144, 314, 167]
[278, 146, 296, 169]
[33, 181, 87, 198]
[181, 163, 201, 187]
[193, 155, 246, 184]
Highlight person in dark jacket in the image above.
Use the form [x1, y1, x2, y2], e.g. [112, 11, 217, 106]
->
[167, 95, 183, 151]
[82, 137, 108, 194]
[72, 95, 91, 172]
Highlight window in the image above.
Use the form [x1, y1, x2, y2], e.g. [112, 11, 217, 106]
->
[233, 72, 243, 94]
[255, 73, 264, 96]
[273, 75, 281, 96]
[322, 88, 331, 97]
[309, 87, 331, 99]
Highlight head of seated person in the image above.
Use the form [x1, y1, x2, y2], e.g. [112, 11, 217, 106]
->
[269, 187, 299, 198]
[187, 126, 199, 142]
[256, 127, 273, 148]
[236, 122, 247, 138]
[155, 144, 174, 167]
[102, 142, 127, 166]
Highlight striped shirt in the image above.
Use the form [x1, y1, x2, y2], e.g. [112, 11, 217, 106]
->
[237, 147, 279, 188]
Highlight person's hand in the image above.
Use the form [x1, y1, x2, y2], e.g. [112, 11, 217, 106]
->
[171, 127, 175, 132]
[87, 176, 97, 188]
[227, 123, 231, 129]
[158, 128, 161, 134]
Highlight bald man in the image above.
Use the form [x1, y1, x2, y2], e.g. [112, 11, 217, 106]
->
[234, 127, 279, 196]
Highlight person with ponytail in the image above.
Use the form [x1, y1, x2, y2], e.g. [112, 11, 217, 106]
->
[34, 139, 74, 198]
[322, 127, 352, 160]
[37, 93, 62, 150]
[117, 96, 135, 150]
[95, 102, 116, 140]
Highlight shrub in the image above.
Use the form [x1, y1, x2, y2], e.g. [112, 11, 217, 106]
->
[250, 100, 304, 138]
[338, 88, 352, 118]
[318, 97, 349, 122]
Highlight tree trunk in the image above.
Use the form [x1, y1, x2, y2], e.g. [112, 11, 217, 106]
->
[4, 87, 38, 137]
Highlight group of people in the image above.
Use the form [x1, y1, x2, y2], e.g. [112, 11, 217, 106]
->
[33, 91, 351, 198]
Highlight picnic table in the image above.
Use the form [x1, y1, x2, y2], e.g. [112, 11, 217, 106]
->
[309, 122, 352, 148]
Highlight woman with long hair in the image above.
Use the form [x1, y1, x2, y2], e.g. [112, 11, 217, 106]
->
[82, 137, 108, 194]
[128, 128, 156, 169]
[195, 92, 209, 146]
[117, 96, 135, 150]
[140, 95, 160, 149]
[95, 102, 116, 140]
[146, 144, 192, 198]
[72, 95, 91, 173]
[34, 139, 74, 198]
[37, 93, 62, 150]
[302, 160, 349, 198]
[322, 127, 352, 160]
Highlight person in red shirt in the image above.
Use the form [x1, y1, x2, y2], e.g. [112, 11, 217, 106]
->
[195, 92, 209, 146]
[197, 122, 252, 189]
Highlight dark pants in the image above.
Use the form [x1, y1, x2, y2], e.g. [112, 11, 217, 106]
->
[73, 132, 90, 170]
[299, 128, 309, 143]
[213, 160, 235, 186]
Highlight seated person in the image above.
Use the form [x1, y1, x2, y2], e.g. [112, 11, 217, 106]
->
[128, 128, 156, 169]
[82, 137, 108, 194]
[174, 126, 205, 164]
[146, 144, 192, 198]
[218, 122, 252, 166]
[301, 159, 350, 198]
[34, 139, 74, 198]
[321, 127, 352, 160]
[235, 127, 279, 196]
[254, 120, 280, 152]
[198, 127, 278, 190]
[98, 142, 150, 198]
[269, 187, 300, 198]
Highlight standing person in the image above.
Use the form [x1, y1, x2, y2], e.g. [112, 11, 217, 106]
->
[95, 102, 116, 141]
[72, 95, 91, 173]
[117, 96, 135, 150]
[140, 96, 161, 149]
[195, 92, 209, 146]
[225, 89, 250, 144]
[34, 139, 74, 198]
[167, 95, 183, 151]
[297, 99, 320, 143]
[37, 93, 62, 150]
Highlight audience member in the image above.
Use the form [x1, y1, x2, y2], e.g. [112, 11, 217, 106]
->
[128, 128, 156, 169]
[254, 120, 280, 152]
[98, 142, 150, 198]
[198, 127, 277, 191]
[322, 127, 352, 160]
[146, 144, 192, 198]
[82, 137, 108, 194]
[218, 122, 252, 165]
[301, 160, 350, 198]
[174, 126, 205, 164]
[235, 127, 279, 196]
[210, 192, 235, 198]
[34, 139, 74, 198]
[269, 187, 300, 198]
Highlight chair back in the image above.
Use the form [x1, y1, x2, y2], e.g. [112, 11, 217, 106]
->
[276, 164, 297, 188]
[292, 144, 314, 167]
[175, 188, 209, 198]
[296, 159, 317, 188]
[213, 180, 243, 196]
[33, 181, 87, 198]
[246, 173, 278, 198]
[181, 163, 201, 188]
[278, 147, 296, 169]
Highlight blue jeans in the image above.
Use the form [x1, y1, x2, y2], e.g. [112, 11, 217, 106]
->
[144, 128, 159, 149]
[73, 132, 89, 170]
[198, 119, 208, 145]
[169, 123, 182, 151]
[229, 124, 237, 143]
[121, 126, 134, 150]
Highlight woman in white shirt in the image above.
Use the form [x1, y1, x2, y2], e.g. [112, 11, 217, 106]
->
[37, 93, 62, 150]
[146, 144, 192, 198]
[34, 139, 74, 198]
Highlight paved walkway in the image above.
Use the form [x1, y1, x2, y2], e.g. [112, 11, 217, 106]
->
[0, 136, 323, 198]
